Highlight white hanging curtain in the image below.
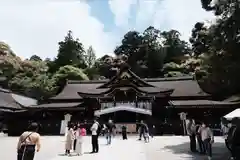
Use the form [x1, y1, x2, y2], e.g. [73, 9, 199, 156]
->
[224, 109, 240, 120]
[94, 105, 152, 116]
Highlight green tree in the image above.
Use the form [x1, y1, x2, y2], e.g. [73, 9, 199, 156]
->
[52, 65, 89, 88]
[8, 60, 56, 99]
[29, 55, 42, 61]
[161, 30, 191, 63]
[52, 31, 86, 72]
[192, 0, 240, 97]
[0, 41, 15, 56]
[85, 46, 96, 68]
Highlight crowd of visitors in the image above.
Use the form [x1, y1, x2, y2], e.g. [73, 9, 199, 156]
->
[186, 117, 240, 160]
[187, 119, 215, 160]
[15, 119, 155, 159]
[17, 117, 240, 160]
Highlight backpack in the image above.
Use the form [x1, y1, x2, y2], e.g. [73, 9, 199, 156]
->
[96, 123, 102, 136]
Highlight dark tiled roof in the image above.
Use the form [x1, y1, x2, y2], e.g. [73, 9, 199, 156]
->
[0, 108, 26, 113]
[0, 88, 23, 110]
[169, 100, 240, 107]
[30, 103, 83, 109]
[77, 86, 173, 97]
[138, 87, 174, 94]
[0, 87, 37, 110]
[51, 76, 209, 100]
[51, 83, 101, 99]
[149, 80, 208, 97]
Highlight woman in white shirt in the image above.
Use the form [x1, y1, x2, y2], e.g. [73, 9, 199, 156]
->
[65, 124, 74, 156]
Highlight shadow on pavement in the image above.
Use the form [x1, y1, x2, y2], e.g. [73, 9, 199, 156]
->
[163, 142, 230, 160]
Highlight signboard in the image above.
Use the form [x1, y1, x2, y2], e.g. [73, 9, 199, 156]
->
[64, 114, 72, 121]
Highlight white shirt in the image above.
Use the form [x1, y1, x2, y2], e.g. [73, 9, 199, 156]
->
[91, 122, 98, 135]
[199, 127, 213, 141]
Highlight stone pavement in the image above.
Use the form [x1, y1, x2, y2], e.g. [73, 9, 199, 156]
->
[0, 135, 230, 160]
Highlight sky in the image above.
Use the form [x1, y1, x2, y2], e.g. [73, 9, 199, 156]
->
[0, 0, 214, 60]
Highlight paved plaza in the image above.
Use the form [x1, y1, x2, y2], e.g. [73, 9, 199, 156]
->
[0, 135, 229, 160]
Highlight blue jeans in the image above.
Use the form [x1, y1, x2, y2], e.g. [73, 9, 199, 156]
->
[106, 132, 112, 144]
[203, 138, 212, 157]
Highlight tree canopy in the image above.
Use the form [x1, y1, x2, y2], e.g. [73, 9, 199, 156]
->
[191, 0, 240, 98]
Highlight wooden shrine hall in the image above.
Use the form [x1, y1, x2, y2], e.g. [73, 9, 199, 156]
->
[1, 66, 240, 135]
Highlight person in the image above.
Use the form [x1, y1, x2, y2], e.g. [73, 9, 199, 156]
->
[199, 121, 214, 160]
[138, 120, 147, 141]
[102, 124, 107, 136]
[75, 124, 86, 156]
[90, 118, 99, 153]
[121, 125, 127, 140]
[144, 125, 150, 143]
[196, 122, 205, 154]
[230, 118, 240, 160]
[187, 118, 197, 152]
[17, 122, 41, 160]
[73, 124, 78, 152]
[222, 121, 231, 151]
[226, 121, 237, 159]
[65, 124, 74, 156]
[150, 125, 155, 138]
[106, 119, 116, 145]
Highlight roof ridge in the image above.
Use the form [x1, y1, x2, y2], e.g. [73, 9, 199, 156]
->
[0, 87, 11, 93]
[67, 76, 194, 84]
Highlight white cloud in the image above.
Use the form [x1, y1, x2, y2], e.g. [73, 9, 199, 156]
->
[108, 0, 137, 29]
[0, 0, 215, 60]
[0, 0, 116, 59]
[151, 0, 215, 41]
[110, 0, 214, 42]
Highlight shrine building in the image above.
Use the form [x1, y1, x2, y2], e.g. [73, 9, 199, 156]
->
[0, 66, 239, 136]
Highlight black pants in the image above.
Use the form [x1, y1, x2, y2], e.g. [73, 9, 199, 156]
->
[139, 132, 146, 140]
[232, 145, 240, 159]
[203, 138, 212, 157]
[197, 135, 205, 153]
[122, 131, 127, 140]
[92, 135, 99, 153]
[17, 145, 35, 160]
[189, 134, 196, 152]
[65, 150, 70, 154]
[73, 139, 77, 151]
[150, 129, 154, 138]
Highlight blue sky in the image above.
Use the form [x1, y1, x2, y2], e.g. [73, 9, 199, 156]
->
[0, 0, 214, 59]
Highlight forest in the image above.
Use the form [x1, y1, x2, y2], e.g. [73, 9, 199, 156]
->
[0, 0, 239, 100]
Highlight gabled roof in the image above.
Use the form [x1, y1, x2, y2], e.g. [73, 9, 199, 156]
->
[98, 65, 153, 88]
[51, 76, 209, 100]
[0, 87, 37, 112]
[49, 65, 210, 100]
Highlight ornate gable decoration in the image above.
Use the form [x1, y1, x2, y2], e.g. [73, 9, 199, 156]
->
[120, 72, 131, 80]
[98, 67, 153, 88]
